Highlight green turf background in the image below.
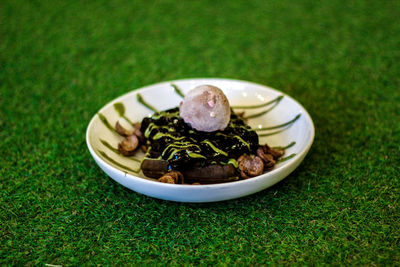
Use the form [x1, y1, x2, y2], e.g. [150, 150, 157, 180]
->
[1, 0, 399, 265]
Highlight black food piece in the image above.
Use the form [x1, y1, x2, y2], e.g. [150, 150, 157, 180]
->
[140, 108, 258, 171]
[183, 164, 238, 184]
[141, 159, 238, 184]
[141, 159, 169, 178]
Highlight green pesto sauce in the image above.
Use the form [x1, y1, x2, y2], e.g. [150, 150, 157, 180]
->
[136, 93, 159, 113]
[113, 102, 125, 117]
[244, 98, 283, 119]
[144, 122, 170, 138]
[201, 140, 228, 156]
[153, 132, 185, 141]
[171, 83, 185, 98]
[98, 113, 116, 133]
[187, 151, 207, 159]
[99, 139, 141, 163]
[220, 158, 239, 168]
[231, 95, 284, 109]
[100, 138, 119, 154]
[98, 150, 140, 173]
[216, 132, 250, 150]
[277, 153, 296, 163]
[273, 141, 296, 150]
[151, 110, 179, 120]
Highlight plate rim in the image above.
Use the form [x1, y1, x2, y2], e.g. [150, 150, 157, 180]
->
[86, 77, 315, 190]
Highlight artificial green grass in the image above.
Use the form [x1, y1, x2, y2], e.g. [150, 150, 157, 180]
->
[1, 0, 399, 265]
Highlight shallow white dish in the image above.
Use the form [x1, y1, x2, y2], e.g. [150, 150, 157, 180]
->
[86, 78, 314, 202]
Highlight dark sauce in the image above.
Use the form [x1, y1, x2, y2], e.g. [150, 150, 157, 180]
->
[140, 108, 259, 170]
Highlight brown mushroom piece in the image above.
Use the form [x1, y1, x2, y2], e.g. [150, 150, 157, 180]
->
[133, 122, 144, 143]
[158, 171, 184, 184]
[257, 147, 276, 170]
[140, 145, 148, 153]
[115, 121, 134, 137]
[237, 154, 264, 179]
[118, 135, 139, 156]
[258, 144, 284, 160]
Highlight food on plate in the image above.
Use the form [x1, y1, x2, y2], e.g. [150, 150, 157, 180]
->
[118, 134, 139, 156]
[114, 85, 285, 184]
[158, 171, 184, 184]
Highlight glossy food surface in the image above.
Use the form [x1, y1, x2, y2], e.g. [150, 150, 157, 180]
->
[141, 107, 258, 170]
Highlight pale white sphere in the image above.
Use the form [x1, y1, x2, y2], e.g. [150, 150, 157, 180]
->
[179, 85, 231, 132]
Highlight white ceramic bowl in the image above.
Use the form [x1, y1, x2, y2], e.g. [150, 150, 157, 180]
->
[86, 78, 314, 202]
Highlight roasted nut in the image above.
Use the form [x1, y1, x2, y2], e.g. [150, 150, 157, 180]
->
[236, 111, 245, 118]
[158, 171, 184, 184]
[179, 85, 231, 132]
[118, 135, 139, 156]
[240, 170, 251, 179]
[257, 147, 276, 170]
[237, 154, 264, 179]
[115, 121, 134, 136]
[133, 122, 141, 130]
[140, 145, 148, 153]
[158, 175, 176, 184]
[133, 122, 144, 143]
[263, 153, 275, 170]
[270, 148, 284, 159]
[258, 144, 284, 160]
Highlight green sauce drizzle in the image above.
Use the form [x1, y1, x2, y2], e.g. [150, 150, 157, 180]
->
[99, 139, 119, 154]
[220, 158, 239, 168]
[113, 102, 133, 125]
[244, 97, 283, 119]
[113, 102, 125, 117]
[97, 113, 117, 133]
[217, 132, 250, 150]
[144, 123, 171, 138]
[273, 141, 296, 150]
[201, 140, 228, 156]
[144, 146, 152, 157]
[136, 93, 159, 113]
[162, 142, 198, 156]
[100, 139, 141, 162]
[163, 142, 200, 152]
[187, 151, 207, 159]
[232, 95, 283, 109]
[153, 132, 185, 140]
[277, 153, 296, 163]
[151, 110, 180, 120]
[98, 150, 140, 173]
[255, 114, 301, 131]
[161, 141, 205, 160]
[258, 128, 287, 137]
[257, 115, 298, 137]
[228, 158, 239, 168]
[166, 148, 181, 160]
[171, 83, 185, 98]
